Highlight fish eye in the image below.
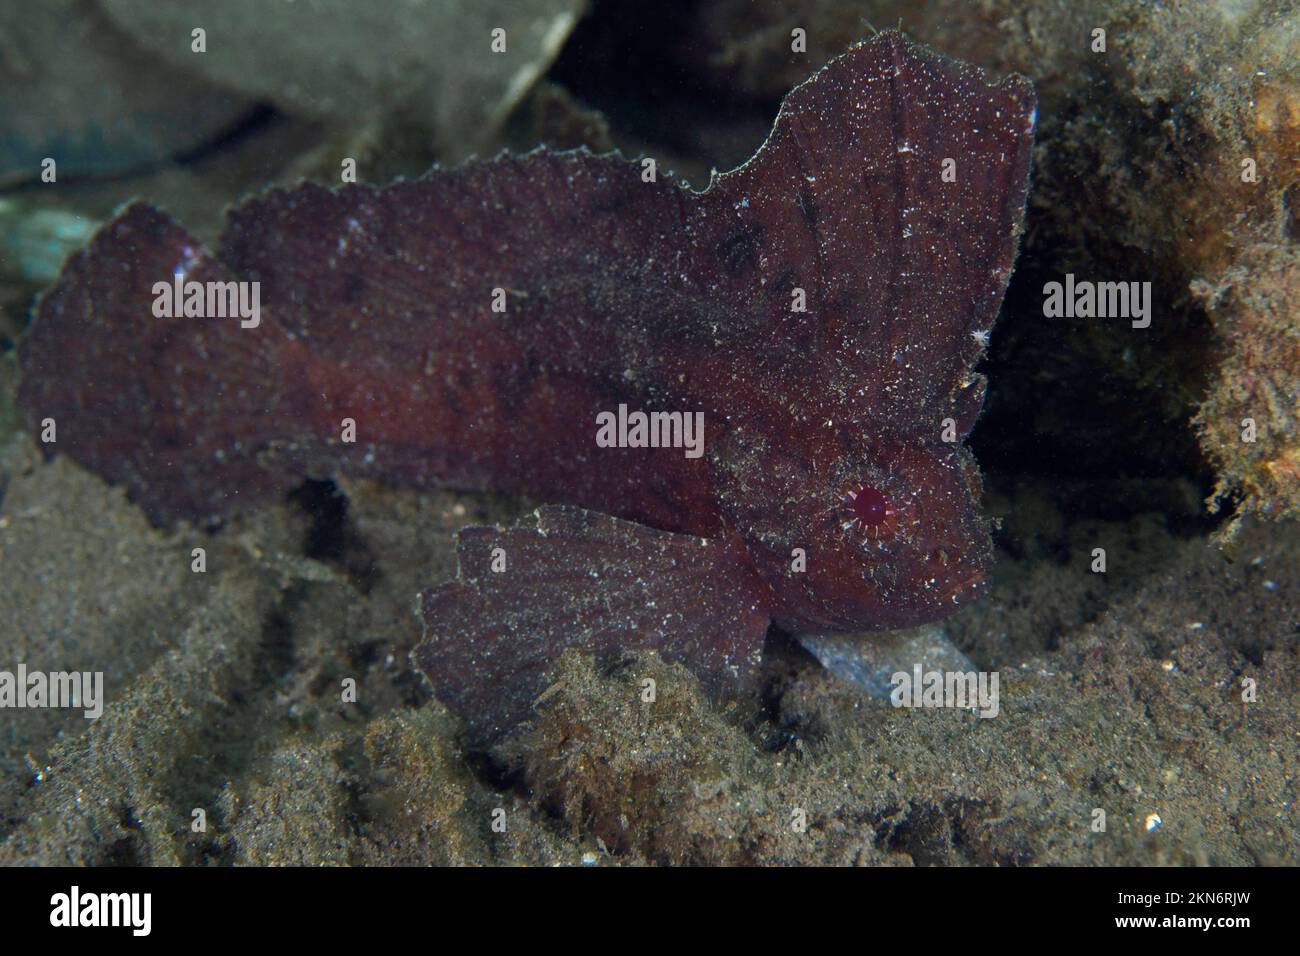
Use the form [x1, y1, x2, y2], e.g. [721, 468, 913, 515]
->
[847, 484, 889, 527]
[842, 479, 919, 551]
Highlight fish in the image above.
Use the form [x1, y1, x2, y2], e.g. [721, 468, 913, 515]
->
[16, 32, 1035, 740]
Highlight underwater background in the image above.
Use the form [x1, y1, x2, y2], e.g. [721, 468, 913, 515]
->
[0, 0, 1297, 865]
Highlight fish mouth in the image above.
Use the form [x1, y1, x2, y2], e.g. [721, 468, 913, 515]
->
[941, 570, 989, 608]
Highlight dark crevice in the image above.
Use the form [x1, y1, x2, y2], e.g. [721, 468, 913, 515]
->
[289, 479, 382, 594]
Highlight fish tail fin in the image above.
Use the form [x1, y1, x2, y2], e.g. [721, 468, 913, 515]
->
[16, 202, 296, 524]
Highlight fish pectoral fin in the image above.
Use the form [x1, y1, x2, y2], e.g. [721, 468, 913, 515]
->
[413, 504, 771, 742]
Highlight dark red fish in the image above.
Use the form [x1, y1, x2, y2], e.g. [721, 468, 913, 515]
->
[17, 33, 1034, 739]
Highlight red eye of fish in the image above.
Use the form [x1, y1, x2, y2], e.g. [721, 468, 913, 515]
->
[850, 485, 889, 526]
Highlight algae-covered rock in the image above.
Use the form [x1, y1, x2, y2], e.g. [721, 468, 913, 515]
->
[220, 737, 353, 866]
[99, 0, 586, 158]
[1194, 244, 1300, 531]
[0, 445, 209, 834]
[0, 0, 253, 185]
[0, 566, 280, 865]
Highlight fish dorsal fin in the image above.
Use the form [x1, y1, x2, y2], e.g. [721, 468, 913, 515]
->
[692, 31, 1036, 440]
